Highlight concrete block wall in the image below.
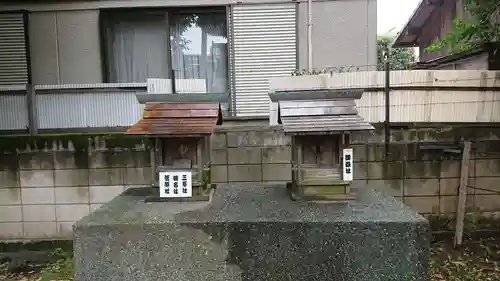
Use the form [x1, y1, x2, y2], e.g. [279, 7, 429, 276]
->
[210, 125, 293, 185]
[0, 143, 152, 241]
[2, 123, 500, 241]
[350, 127, 500, 215]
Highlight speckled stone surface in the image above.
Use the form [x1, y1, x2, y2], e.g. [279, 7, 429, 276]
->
[74, 184, 430, 281]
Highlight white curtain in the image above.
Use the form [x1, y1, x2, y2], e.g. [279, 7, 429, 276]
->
[105, 14, 170, 83]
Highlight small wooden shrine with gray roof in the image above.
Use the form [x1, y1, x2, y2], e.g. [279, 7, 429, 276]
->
[269, 89, 374, 201]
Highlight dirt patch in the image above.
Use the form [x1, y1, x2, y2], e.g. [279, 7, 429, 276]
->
[430, 236, 500, 281]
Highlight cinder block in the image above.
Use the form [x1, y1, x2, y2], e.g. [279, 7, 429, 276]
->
[228, 165, 261, 182]
[56, 204, 90, 222]
[18, 152, 54, 170]
[353, 162, 368, 180]
[0, 222, 23, 240]
[20, 170, 54, 188]
[124, 167, 152, 185]
[21, 187, 55, 205]
[55, 186, 89, 204]
[367, 162, 404, 180]
[22, 204, 56, 222]
[23, 221, 57, 239]
[262, 146, 291, 164]
[228, 147, 262, 165]
[88, 152, 107, 168]
[440, 160, 461, 178]
[89, 151, 138, 169]
[440, 195, 474, 214]
[261, 131, 291, 146]
[57, 222, 74, 238]
[0, 205, 22, 222]
[210, 149, 227, 165]
[404, 196, 440, 214]
[54, 169, 89, 187]
[262, 164, 291, 182]
[475, 159, 500, 177]
[0, 170, 19, 188]
[126, 151, 151, 168]
[404, 161, 440, 179]
[0, 188, 21, 205]
[89, 168, 125, 186]
[475, 177, 500, 194]
[211, 165, 228, 183]
[90, 204, 103, 212]
[404, 179, 439, 196]
[351, 145, 367, 162]
[54, 151, 89, 169]
[366, 144, 385, 162]
[89, 186, 124, 204]
[368, 179, 404, 197]
[210, 133, 227, 149]
[474, 194, 500, 212]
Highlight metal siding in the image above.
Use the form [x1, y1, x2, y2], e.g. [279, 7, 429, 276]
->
[232, 3, 297, 116]
[0, 12, 28, 86]
[227, 5, 236, 115]
[0, 94, 28, 130]
[35, 84, 146, 129]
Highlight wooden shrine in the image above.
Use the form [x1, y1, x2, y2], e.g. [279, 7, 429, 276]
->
[269, 89, 374, 201]
[127, 93, 228, 201]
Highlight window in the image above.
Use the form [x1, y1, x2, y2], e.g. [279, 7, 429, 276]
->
[101, 8, 228, 94]
[170, 11, 228, 93]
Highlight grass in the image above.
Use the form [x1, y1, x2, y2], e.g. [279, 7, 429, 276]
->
[1, 237, 500, 281]
[0, 248, 73, 281]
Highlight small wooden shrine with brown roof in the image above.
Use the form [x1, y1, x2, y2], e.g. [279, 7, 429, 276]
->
[269, 89, 374, 202]
[127, 93, 228, 201]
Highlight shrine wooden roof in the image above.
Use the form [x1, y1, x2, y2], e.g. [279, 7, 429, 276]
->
[269, 89, 374, 135]
[126, 102, 222, 136]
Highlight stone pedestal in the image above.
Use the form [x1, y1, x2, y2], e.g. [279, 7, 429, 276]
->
[74, 184, 430, 281]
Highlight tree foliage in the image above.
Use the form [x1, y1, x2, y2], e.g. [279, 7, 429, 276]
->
[426, 0, 500, 53]
[377, 36, 416, 70]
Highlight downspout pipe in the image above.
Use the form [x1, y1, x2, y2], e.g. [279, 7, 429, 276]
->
[307, 0, 313, 72]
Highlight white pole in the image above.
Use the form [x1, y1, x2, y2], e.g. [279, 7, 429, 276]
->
[307, 0, 313, 72]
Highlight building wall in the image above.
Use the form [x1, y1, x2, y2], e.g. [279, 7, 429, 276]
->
[1, 122, 500, 241]
[297, 0, 377, 70]
[431, 53, 490, 70]
[418, 0, 459, 62]
[23, 0, 376, 84]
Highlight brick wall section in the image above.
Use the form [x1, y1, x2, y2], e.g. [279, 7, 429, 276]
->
[1, 123, 500, 241]
[210, 125, 292, 185]
[0, 148, 152, 241]
[350, 128, 500, 215]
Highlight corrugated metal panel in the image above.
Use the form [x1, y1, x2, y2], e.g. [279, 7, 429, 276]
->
[146, 78, 207, 94]
[227, 5, 236, 114]
[36, 86, 146, 129]
[127, 102, 221, 136]
[0, 94, 28, 130]
[232, 3, 297, 116]
[281, 115, 374, 135]
[0, 12, 29, 86]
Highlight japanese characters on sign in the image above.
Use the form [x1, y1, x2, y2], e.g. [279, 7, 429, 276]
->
[159, 171, 192, 198]
[342, 148, 353, 181]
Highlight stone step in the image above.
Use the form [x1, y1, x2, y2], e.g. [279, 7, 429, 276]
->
[300, 167, 342, 184]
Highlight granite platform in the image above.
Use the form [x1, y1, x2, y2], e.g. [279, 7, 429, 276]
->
[74, 184, 430, 281]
